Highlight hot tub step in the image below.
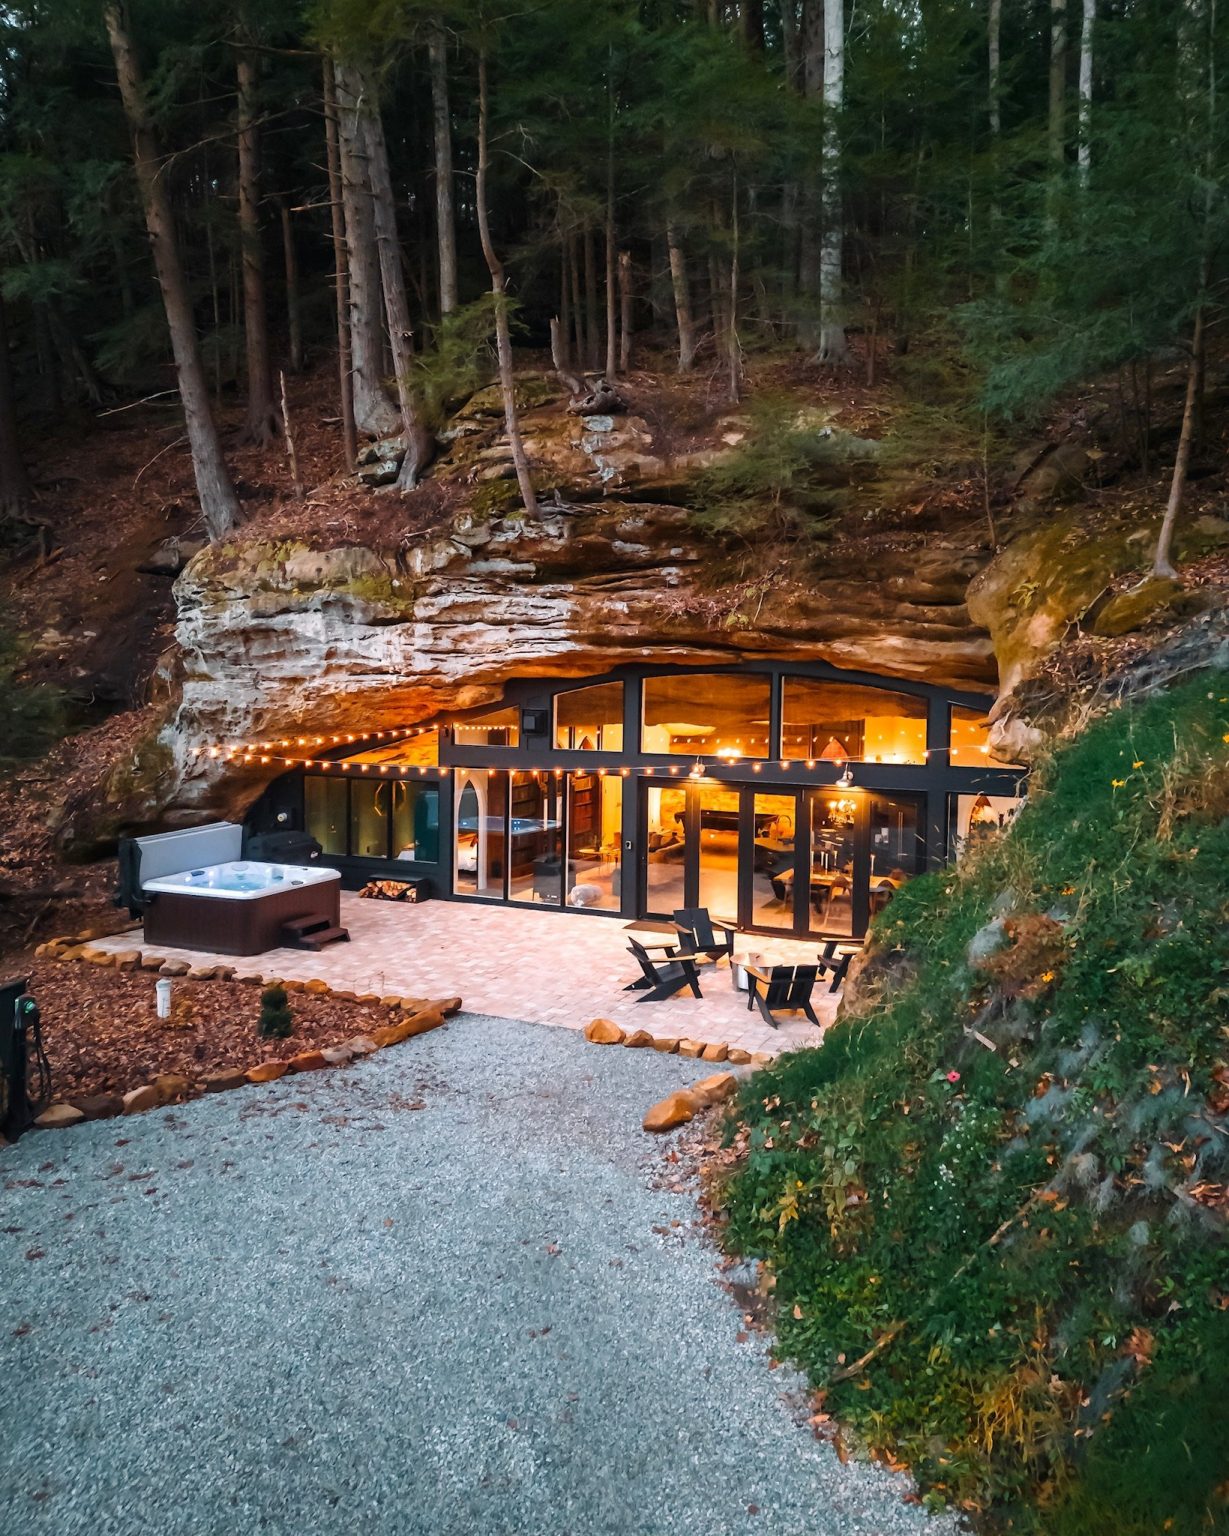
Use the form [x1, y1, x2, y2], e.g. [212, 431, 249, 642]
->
[291, 923, 351, 951]
[280, 915, 350, 950]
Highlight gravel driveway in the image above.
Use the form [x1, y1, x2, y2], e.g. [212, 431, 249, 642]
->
[1, 1013, 946, 1536]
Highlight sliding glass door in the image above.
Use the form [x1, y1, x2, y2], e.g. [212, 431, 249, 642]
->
[639, 781, 927, 939]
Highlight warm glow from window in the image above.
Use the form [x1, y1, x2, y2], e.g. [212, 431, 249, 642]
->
[641, 673, 771, 757]
[452, 706, 520, 748]
[554, 682, 624, 751]
[782, 679, 927, 764]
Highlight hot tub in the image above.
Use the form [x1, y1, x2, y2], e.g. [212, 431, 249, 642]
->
[141, 860, 341, 956]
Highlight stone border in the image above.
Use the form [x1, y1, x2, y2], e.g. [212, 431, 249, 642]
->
[27, 930, 462, 1132]
[582, 1016, 773, 1069]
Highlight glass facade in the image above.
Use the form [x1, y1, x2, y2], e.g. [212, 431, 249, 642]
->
[641, 673, 772, 758]
[554, 683, 624, 751]
[453, 706, 520, 748]
[305, 773, 440, 863]
[782, 678, 928, 764]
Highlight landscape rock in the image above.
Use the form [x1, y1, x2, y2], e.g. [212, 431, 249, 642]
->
[35, 1103, 85, 1130]
[139, 954, 169, 971]
[202, 1069, 247, 1093]
[692, 1072, 738, 1106]
[152, 1073, 191, 1101]
[245, 1061, 289, 1083]
[622, 1029, 654, 1048]
[187, 965, 221, 980]
[727, 1048, 752, 1064]
[320, 1045, 355, 1066]
[345, 1035, 379, 1057]
[643, 1089, 703, 1133]
[584, 1018, 625, 1045]
[288, 1050, 328, 1073]
[113, 950, 142, 971]
[304, 979, 331, 995]
[122, 1085, 161, 1115]
[159, 960, 190, 977]
[651, 1038, 680, 1053]
[440, 997, 463, 1016]
[700, 1042, 729, 1063]
[69, 1093, 123, 1120]
[677, 1040, 704, 1058]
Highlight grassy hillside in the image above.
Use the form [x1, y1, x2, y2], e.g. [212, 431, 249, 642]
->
[722, 674, 1229, 1532]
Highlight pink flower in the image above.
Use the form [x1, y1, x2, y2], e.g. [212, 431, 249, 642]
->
[946, 1071, 961, 1084]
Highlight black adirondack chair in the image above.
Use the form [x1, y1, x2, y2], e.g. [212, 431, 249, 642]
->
[817, 940, 854, 993]
[745, 964, 822, 1028]
[671, 907, 738, 963]
[624, 938, 704, 1003]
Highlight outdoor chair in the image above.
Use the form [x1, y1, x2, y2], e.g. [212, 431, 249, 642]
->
[745, 964, 822, 1028]
[624, 938, 704, 1003]
[817, 940, 854, 994]
[671, 907, 738, 963]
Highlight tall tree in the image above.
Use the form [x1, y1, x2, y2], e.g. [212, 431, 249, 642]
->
[322, 60, 357, 469]
[332, 59, 399, 438]
[236, 42, 278, 445]
[818, 0, 848, 363]
[476, 42, 537, 516]
[103, 2, 239, 542]
[428, 19, 459, 316]
[351, 62, 435, 488]
[1078, 0, 1095, 182]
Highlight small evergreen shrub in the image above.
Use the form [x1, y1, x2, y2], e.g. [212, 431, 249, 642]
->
[258, 985, 293, 1040]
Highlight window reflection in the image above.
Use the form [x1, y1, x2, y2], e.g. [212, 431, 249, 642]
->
[453, 705, 520, 748]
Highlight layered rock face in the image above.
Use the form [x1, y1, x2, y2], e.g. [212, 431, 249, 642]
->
[168, 496, 995, 817]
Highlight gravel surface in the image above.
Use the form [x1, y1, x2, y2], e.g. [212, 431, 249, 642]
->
[1, 1012, 949, 1536]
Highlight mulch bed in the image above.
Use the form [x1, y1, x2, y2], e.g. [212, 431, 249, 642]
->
[25, 959, 404, 1101]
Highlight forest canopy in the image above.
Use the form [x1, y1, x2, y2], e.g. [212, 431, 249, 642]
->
[0, 1, 1223, 557]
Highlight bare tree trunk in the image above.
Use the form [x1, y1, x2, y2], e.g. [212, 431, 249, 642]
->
[1077, 0, 1095, 182]
[1153, 300, 1204, 579]
[332, 60, 399, 438]
[0, 293, 31, 519]
[1049, 0, 1068, 171]
[618, 248, 633, 374]
[237, 47, 278, 444]
[989, 0, 1002, 138]
[550, 316, 583, 397]
[323, 62, 357, 471]
[798, 0, 823, 342]
[280, 197, 303, 373]
[559, 236, 571, 367]
[727, 175, 741, 404]
[476, 47, 537, 517]
[280, 370, 303, 498]
[350, 63, 435, 490]
[666, 221, 696, 371]
[604, 206, 617, 378]
[568, 233, 585, 367]
[742, 0, 764, 50]
[104, 2, 238, 541]
[583, 221, 599, 369]
[428, 20, 458, 316]
[817, 0, 848, 364]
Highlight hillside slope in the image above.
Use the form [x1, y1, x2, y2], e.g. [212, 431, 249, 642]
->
[720, 668, 1229, 1532]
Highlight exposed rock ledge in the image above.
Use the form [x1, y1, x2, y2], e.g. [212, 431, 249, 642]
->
[157, 499, 994, 820]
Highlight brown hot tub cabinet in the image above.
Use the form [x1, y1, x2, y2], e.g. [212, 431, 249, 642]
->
[142, 876, 341, 957]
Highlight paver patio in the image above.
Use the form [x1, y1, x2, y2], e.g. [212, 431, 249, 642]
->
[91, 897, 841, 1055]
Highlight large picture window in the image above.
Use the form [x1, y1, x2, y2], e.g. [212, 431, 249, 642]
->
[554, 682, 624, 751]
[453, 704, 520, 748]
[641, 673, 771, 758]
[782, 678, 927, 764]
[304, 775, 440, 863]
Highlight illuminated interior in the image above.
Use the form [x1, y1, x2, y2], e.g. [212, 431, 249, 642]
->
[554, 682, 625, 751]
[452, 705, 520, 748]
[641, 673, 772, 757]
[338, 730, 439, 766]
[781, 678, 927, 764]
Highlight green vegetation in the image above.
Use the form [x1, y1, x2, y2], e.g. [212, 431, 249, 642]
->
[258, 985, 293, 1039]
[0, 624, 67, 770]
[722, 675, 1229, 1532]
[687, 397, 848, 545]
